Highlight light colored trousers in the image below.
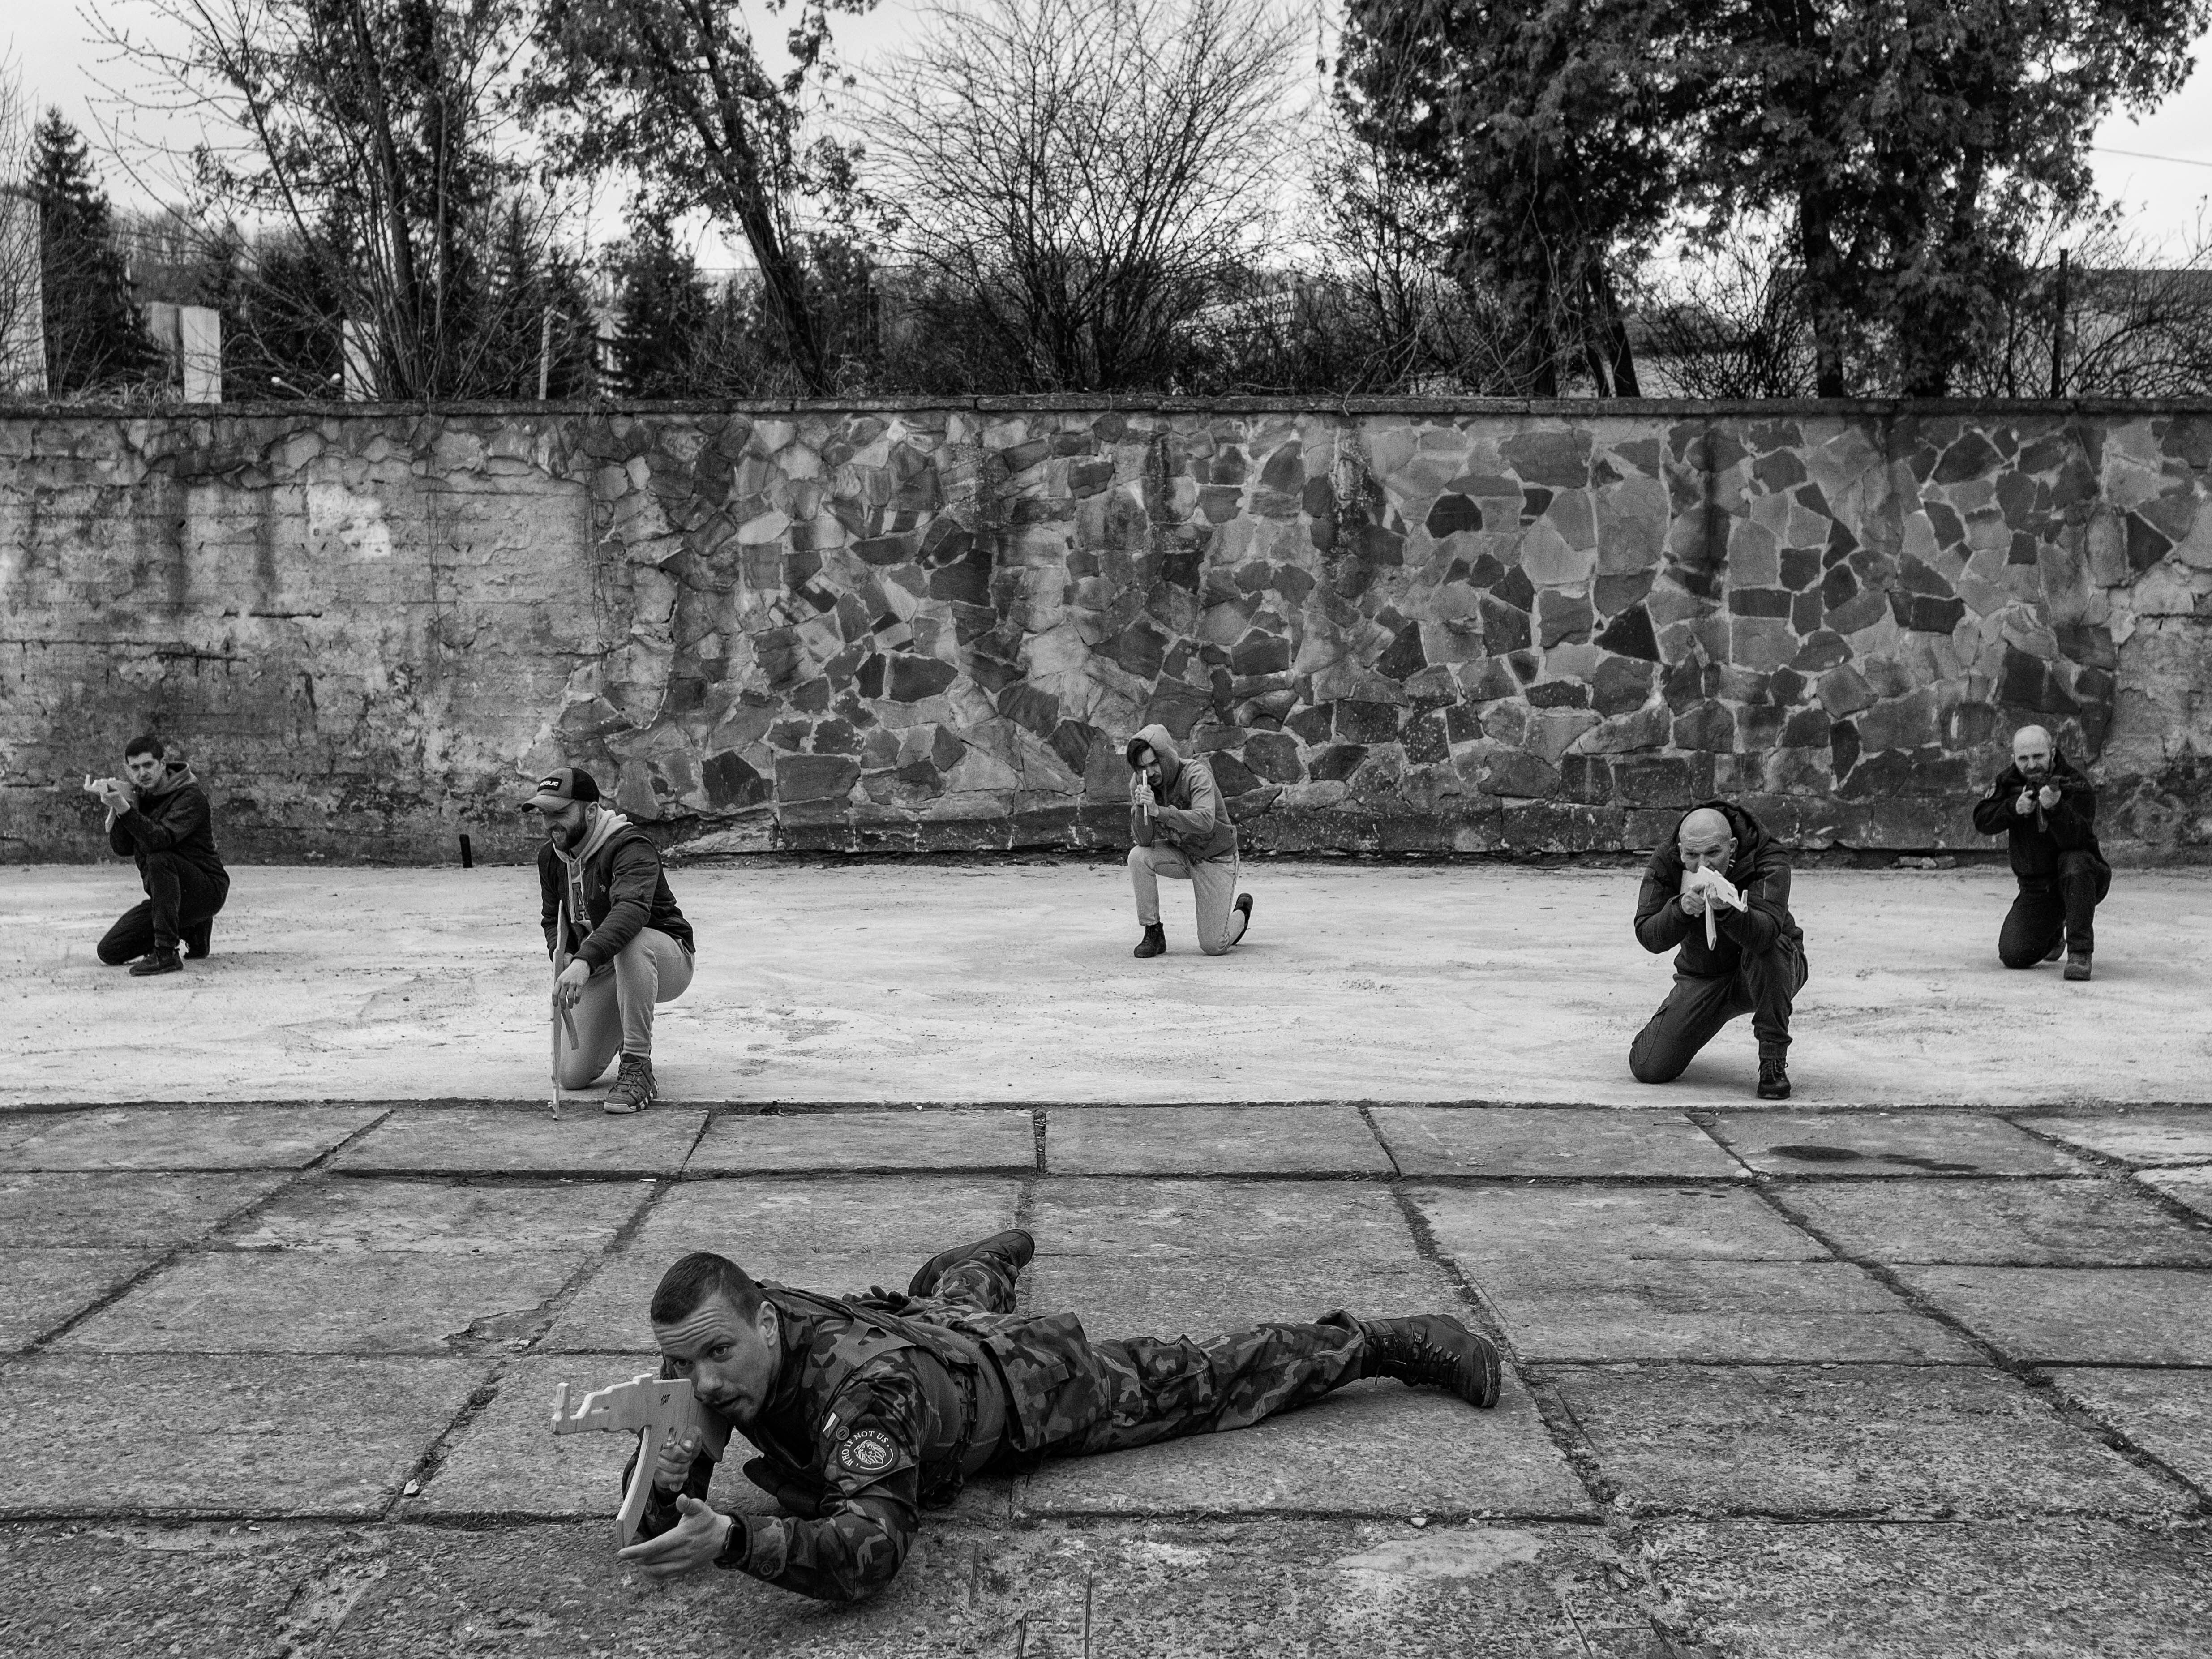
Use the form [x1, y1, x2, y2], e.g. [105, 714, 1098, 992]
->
[1127, 843, 1247, 955]
[553, 926, 694, 1088]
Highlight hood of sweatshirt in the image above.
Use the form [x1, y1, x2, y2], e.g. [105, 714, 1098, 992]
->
[556, 806, 631, 870]
[1662, 797, 1775, 883]
[141, 762, 197, 800]
[1129, 723, 1183, 792]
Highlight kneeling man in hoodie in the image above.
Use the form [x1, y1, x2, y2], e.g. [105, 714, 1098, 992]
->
[524, 767, 696, 1113]
[1629, 800, 1808, 1099]
[1969, 724, 2109, 981]
[1125, 724, 1253, 959]
[86, 735, 231, 976]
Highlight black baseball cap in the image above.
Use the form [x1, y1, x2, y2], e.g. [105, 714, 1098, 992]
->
[519, 767, 601, 812]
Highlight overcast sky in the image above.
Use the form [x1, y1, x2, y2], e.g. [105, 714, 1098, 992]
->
[9, 3, 2210, 268]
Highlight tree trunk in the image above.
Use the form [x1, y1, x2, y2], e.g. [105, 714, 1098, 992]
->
[1796, 188, 1848, 398]
[1584, 261, 1641, 398]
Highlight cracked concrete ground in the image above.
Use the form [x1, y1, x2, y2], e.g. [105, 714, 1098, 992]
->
[3, 862, 2211, 1655]
[4, 1099, 2211, 1657]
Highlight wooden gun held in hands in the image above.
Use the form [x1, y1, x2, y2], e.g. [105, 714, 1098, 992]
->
[551, 1372, 732, 1547]
[1680, 865, 1749, 949]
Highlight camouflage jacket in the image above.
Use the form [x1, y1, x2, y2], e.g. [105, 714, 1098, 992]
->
[634, 1284, 1105, 1603]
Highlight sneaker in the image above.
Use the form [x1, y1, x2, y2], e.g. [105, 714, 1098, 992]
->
[182, 920, 214, 960]
[2064, 952, 2092, 982]
[1133, 923, 1166, 959]
[603, 1053, 658, 1114]
[1232, 892, 1254, 944]
[906, 1229, 1037, 1298]
[1757, 1057, 1791, 1099]
[130, 948, 184, 977]
[1357, 1314, 1500, 1409]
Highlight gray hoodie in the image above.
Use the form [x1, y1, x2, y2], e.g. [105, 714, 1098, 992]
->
[1127, 723, 1238, 862]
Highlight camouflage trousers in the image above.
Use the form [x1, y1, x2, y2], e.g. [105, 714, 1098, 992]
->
[911, 1247, 1365, 1460]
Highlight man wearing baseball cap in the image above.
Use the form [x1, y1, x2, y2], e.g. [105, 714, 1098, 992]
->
[523, 766, 696, 1112]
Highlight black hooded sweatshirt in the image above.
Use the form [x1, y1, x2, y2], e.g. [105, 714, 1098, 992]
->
[1969, 751, 2105, 883]
[1633, 799, 1803, 978]
[107, 763, 229, 887]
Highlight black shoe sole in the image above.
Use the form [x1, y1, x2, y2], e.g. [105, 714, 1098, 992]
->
[907, 1229, 1037, 1298]
[1468, 1330, 1502, 1409]
[129, 959, 184, 977]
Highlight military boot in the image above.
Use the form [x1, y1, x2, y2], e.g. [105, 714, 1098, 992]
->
[1133, 924, 1166, 959]
[1357, 1314, 1500, 1409]
[907, 1229, 1036, 1298]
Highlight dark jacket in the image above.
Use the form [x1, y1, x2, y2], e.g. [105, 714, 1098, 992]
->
[1970, 751, 2106, 884]
[536, 818, 693, 969]
[1634, 799, 1803, 977]
[636, 1284, 1095, 1603]
[107, 764, 229, 888]
[1127, 721, 1238, 862]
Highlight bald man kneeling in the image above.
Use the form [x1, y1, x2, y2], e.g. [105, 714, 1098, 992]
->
[1971, 725, 2110, 981]
[1629, 801, 1809, 1099]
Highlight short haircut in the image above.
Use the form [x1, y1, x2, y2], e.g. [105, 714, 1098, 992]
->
[1125, 737, 1155, 768]
[650, 1251, 763, 1326]
[124, 735, 166, 760]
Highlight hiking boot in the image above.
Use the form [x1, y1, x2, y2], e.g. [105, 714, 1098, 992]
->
[182, 919, 214, 959]
[1757, 1057, 1792, 1100]
[1232, 892, 1254, 943]
[907, 1229, 1036, 1298]
[130, 947, 184, 977]
[2064, 952, 2092, 982]
[1133, 923, 1166, 959]
[1357, 1315, 1500, 1409]
[602, 1053, 657, 1114]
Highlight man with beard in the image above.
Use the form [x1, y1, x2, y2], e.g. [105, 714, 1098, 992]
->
[1971, 724, 2110, 981]
[86, 735, 231, 976]
[1124, 722, 1253, 958]
[523, 766, 695, 1112]
[1629, 800, 1808, 1099]
[610, 1235, 1500, 1600]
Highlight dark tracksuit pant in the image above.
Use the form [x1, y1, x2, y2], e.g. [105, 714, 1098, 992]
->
[1629, 932, 1809, 1084]
[1998, 850, 2111, 966]
[97, 854, 229, 962]
[915, 1254, 1366, 1459]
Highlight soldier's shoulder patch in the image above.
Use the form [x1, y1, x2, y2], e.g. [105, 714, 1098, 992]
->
[837, 1427, 899, 1476]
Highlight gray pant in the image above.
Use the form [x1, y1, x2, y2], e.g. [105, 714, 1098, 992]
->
[554, 926, 694, 1087]
[1127, 844, 1247, 956]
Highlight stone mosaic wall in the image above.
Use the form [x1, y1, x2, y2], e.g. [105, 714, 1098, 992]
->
[3, 400, 2209, 862]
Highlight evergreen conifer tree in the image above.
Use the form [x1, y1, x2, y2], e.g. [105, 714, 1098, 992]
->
[31, 110, 157, 394]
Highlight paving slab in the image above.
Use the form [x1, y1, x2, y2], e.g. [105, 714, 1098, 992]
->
[689, 1108, 1036, 1174]
[1641, 1519, 2212, 1659]
[1547, 1363, 2182, 1518]
[1776, 1178, 2212, 1266]
[0, 1523, 337, 1658]
[539, 1175, 1020, 1352]
[2015, 1108, 2212, 1167]
[1372, 1107, 1745, 1179]
[330, 1107, 707, 1175]
[1044, 1105, 1392, 1175]
[1025, 1253, 1465, 1343]
[0, 1247, 157, 1349]
[1411, 1185, 1828, 1266]
[418, 1355, 1012, 1524]
[0, 1354, 488, 1515]
[16, 865, 2212, 1109]
[1470, 1261, 1978, 1363]
[1030, 1177, 1417, 1261]
[1892, 1266, 2212, 1364]
[317, 1518, 1665, 1658]
[1702, 1110, 2088, 1176]
[223, 1177, 645, 1254]
[0, 1106, 384, 1170]
[1017, 1376, 1592, 1521]
[2046, 1368, 2212, 1491]
[0, 1172, 292, 1247]
[56, 1250, 590, 1354]
[2141, 1165, 2212, 1222]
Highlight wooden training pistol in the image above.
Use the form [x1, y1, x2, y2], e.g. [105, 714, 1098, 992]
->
[1680, 865, 1749, 948]
[551, 1372, 732, 1547]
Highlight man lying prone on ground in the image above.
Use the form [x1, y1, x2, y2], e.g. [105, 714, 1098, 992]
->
[613, 1236, 1501, 1600]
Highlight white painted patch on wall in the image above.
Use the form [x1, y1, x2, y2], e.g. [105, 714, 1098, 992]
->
[308, 481, 395, 560]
